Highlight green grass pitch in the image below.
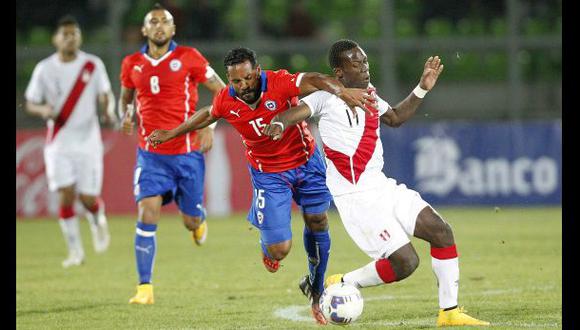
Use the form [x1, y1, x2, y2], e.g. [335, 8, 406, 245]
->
[17, 207, 561, 329]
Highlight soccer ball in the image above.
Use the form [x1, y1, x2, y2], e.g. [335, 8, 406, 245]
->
[319, 283, 364, 325]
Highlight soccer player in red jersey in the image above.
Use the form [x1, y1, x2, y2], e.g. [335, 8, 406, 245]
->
[118, 4, 226, 305]
[147, 47, 374, 324]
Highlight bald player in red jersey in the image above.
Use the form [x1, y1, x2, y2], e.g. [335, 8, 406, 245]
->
[147, 47, 374, 325]
[119, 3, 226, 305]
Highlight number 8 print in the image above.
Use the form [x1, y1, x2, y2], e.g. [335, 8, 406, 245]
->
[150, 76, 160, 94]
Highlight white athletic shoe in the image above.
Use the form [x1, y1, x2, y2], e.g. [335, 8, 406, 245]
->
[62, 251, 84, 268]
[88, 212, 110, 253]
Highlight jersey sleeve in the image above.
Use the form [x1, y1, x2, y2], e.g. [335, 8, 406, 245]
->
[188, 48, 211, 83]
[120, 56, 135, 89]
[270, 69, 303, 99]
[24, 62, 45, 104]
[94, 57, 112, 94]
[376, 94, 391, 116]
[300, 90, 332, 118]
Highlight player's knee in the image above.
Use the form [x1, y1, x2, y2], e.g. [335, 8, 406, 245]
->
[393, 253, 419, 281]
[389, 245, 420, 280]
[79, 195, 97, 210]
[268, 242, 292, 261]
[138, 205, 160, 223]
[58, 187, 76, 207]
[304, 213, 329, 232]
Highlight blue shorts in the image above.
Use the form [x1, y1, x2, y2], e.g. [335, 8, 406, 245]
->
[247, 148, 332, 245]
[133, 148, 206, 218]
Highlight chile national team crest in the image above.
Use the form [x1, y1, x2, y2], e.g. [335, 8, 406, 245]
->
[170, 59, 182, 72]
[265, 100, 277, 111]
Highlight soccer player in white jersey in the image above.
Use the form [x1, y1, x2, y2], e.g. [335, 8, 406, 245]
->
[263, 39, 489, 327]
[24, 16, 116, 268]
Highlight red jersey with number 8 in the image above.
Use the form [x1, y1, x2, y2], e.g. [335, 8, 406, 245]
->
[120, 41, 214, 154]
[211, 70, 315, 172]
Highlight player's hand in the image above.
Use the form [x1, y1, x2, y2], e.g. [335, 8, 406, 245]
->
[121, 111, 134, 135]
[337, 88, 377, 115]
[194, 127, 214, 153]
[100, 113, 118, 128]
[262, 123, 284, 141]
[147, 129, 174, 148]
[419, 56, 444, 91]
[40, 105, 55, 120]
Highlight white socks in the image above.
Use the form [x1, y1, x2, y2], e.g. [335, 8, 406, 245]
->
[59, 217, 84, 259]
[431, 245, 460, 309]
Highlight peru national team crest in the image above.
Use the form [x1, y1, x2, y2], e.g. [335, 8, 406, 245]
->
[81, 69, 92, 83]
[265, 100, 277, 111]
[170, 59, 182, 72]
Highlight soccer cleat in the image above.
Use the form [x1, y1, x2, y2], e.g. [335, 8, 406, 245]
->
[61, 252, 84, 268]
[90, 213, 110, 253]
[129, 284, 154, 305]
[299, 275, 328, 325]
[192, 221, 207, 246]
[436, 306, 490, 327]
[261, 252, 280, 273]
[324, 274, 344, 288]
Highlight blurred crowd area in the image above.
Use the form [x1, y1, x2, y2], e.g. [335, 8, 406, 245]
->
[16, 0, 561, 127]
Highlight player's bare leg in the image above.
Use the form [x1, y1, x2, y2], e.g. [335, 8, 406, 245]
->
[330, 243, 419, 288]
[262, 240, 291, 273]
[79, 194, 110, 253]
[299, 212, 331, 325]
[129, 196, 162, 305]
[182, 215, 207, 246]
[57, 185, 85, 268]
[413, 206, 489, 326]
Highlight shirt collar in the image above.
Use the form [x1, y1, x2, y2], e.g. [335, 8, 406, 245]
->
[140, 40, 178, 54]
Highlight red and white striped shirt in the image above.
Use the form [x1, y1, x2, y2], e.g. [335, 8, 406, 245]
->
[25, 51, 111, 153]
[301, 88, 391, 196]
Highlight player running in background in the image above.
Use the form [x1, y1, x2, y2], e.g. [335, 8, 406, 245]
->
[146, 47, 373, 324]
[263, 39, 490, 327]
[24, 16, 115, 268]
[119, 4, 226, 305]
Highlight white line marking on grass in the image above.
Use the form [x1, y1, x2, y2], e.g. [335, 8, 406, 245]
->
[274, 286, 560, 327]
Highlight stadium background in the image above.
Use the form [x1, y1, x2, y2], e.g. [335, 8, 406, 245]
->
[16, 0, 562, 218]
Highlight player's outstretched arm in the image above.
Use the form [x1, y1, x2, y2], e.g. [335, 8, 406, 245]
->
[381, 56, 444, 127]
[263, 103, 312, 141]
[119, 87, 136, 135]
[147, 105, 217, 148]
[298, 72, 375, 112]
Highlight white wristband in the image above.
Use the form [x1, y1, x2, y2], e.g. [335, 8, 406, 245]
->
[208, 121, 217, 130]
[271, 121, 285, 132]
[412, 84, 429, 98]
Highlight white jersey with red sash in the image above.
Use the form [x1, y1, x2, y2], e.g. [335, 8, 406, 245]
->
[300, 87, 392, 196]
[25, 51, 112, 153]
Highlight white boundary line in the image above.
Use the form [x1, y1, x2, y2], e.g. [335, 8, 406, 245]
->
[273, 286, 561, 328]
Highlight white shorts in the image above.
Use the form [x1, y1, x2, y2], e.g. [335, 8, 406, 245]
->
[43, 148, 103, 195]
[333, 176, 430, 260]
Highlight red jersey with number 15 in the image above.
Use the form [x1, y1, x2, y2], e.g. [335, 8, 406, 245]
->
[121, 41, 214, 154]
[211, 70, 315, 172]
